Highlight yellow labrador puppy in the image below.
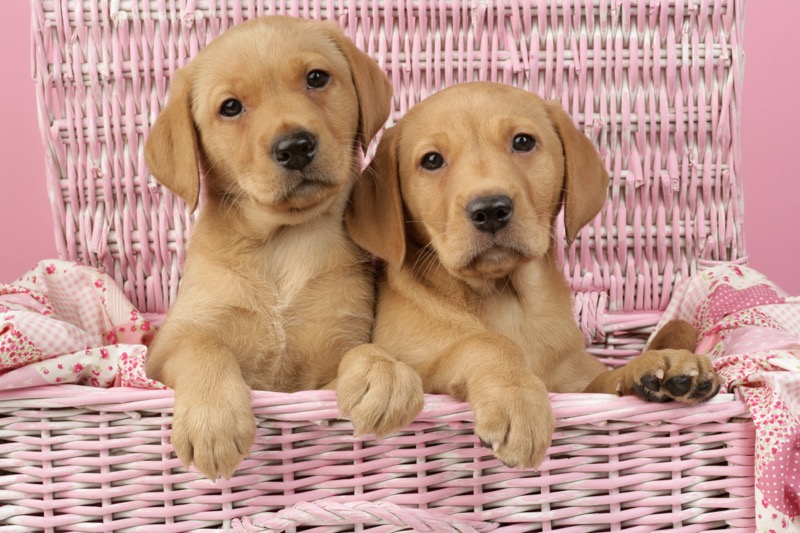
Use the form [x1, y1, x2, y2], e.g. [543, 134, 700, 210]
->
[144, 16, 423, 480]
[342, 82, 721, 468]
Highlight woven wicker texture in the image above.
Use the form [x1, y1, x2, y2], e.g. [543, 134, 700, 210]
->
[33, 0, 747, 357]
[0, 387, 754, 532]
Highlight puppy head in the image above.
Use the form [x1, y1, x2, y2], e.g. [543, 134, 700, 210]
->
[347, 82, 608, 282]
[145, 16, 392, 222]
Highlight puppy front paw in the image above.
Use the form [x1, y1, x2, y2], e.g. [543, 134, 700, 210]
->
[337, 345, 424, 437]
[472, 385, 554, 469]
[619, 349, 723, 403]
[172, 385, 256, 480]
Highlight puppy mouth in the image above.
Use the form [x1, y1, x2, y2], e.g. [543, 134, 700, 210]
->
[284, 178, 328, 201]
[459, 242, 530, 278]
[279, 168, 339, 210]
[282, 168, 335, 197]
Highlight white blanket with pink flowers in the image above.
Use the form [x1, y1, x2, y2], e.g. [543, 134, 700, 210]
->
[652, 264, 800, 532]
[0, 260, 163, 390]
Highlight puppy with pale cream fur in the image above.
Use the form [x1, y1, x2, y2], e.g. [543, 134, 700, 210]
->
[144, 16, 424, 480]
[342, 82, 722, 468]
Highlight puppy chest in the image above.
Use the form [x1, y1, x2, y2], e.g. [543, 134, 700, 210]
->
[478, 290, 586, 369]
[480, 297, 536, 349]
[235, 265, 373, 386]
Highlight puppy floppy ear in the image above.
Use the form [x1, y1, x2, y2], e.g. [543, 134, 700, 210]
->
[346, 126, 405, 269]
[545, 101, 609, 244]
[145, 69, 201, 211]
[325, 24, 393, 151]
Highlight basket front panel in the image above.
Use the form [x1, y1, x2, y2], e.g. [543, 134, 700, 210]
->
[33, 0, 746, 324]
[0, 387, 755, 531]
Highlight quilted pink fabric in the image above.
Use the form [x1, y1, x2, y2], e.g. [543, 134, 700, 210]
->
[655, 264, 800, 531]
[0, 260, 163, 390]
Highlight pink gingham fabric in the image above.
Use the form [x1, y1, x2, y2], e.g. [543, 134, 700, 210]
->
[652, 264, 800, 532]
[0, 260, 163, 390]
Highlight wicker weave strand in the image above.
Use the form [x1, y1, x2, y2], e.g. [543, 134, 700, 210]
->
[231, 500, 497, 532]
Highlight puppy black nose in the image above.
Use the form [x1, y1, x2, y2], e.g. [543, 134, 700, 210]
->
[467, 195, 514, 234]
[272, 131, 317, 171]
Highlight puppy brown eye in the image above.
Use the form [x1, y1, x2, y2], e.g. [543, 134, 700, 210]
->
[306, 70, 330, 89]
[512, 134, 536, 152]
[220, 98, 243, 117]
[420, 152, 445, 171]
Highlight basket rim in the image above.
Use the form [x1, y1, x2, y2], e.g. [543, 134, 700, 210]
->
[0, 385, 751, 425]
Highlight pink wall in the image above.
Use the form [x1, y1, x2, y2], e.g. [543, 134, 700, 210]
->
[739, 1, 800, 295]
[0, 2, 54, 282]
[1, 2, 798, 293]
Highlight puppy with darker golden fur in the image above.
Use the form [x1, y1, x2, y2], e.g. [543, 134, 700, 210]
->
[143, 16, 403, 480]
[343, 82, 721, 468]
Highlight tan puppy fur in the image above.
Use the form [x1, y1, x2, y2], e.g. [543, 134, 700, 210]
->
[143, 16, 395, 480]
[344, 82, 721, 468]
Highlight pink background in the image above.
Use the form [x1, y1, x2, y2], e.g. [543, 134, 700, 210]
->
[1, 2, 798, 294]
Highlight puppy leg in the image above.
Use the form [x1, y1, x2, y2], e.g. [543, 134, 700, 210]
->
[148, 334, 256, 480]
[584, 320, 723, 402]
[647, 319, 699, 351]
[336, 344, 424, 437]
[422, 334, 555, 469]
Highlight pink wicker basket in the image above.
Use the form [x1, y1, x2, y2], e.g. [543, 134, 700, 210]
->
[1, 0, 754, 530]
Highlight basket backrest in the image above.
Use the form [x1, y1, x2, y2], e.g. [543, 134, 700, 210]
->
[33, 0, 746, 343]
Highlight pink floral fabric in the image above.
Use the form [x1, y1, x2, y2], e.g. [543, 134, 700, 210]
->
[0, 260, 164, 390]
[653, 265, 800, 532]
